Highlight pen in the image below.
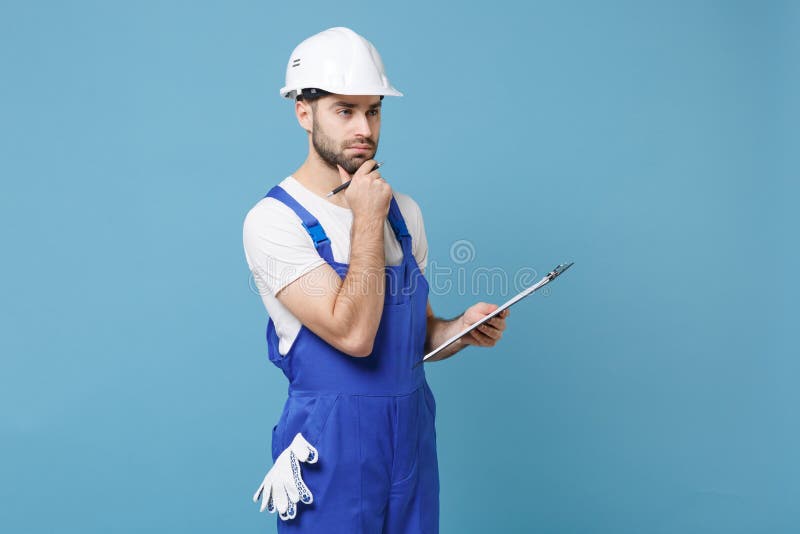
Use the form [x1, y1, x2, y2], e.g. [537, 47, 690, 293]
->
[325, 161, 384, 197]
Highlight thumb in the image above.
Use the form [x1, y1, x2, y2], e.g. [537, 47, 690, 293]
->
[336, 164, 351, 184]
[473, 302, 499, 315]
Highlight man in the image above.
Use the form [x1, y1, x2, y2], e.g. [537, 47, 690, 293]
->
[242, 27, 509, 533]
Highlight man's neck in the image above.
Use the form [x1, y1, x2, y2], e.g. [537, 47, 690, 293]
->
[292, 155, 350, 208]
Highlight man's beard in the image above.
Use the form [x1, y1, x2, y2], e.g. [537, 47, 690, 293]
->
[312, 118, 378, 175]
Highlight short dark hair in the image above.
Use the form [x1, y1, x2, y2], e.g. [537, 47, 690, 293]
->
[296, 88, 331, 102]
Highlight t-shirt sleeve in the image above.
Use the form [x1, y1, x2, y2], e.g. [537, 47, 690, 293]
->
[242, 200, 326, 298]
[411, 199, 429, 275]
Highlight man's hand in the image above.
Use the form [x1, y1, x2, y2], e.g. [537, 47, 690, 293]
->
[458, 302, 509, 348]
[252, 432, 318, 521]
[423, 301, 511, 362]
[337, 159, 392, 221]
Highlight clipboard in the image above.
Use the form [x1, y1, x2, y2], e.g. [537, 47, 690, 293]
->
[414, 262, 573, 365]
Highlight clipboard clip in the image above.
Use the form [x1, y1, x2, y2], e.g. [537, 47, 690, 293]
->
[546, 262, 574, 281]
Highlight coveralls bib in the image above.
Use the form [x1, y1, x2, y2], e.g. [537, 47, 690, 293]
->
[263, 185, 440, 533]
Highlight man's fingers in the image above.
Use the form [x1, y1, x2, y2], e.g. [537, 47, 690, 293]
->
[473, 302, 499, 315]
[468, 327, 494, 346]
[358, 160, 387, 185]
[354, 158, 377, 177]
[476, 322, 502, 340]
[487, 315, 507, 330]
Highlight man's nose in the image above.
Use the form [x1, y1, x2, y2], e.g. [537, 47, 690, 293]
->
[353, 112, 372, 139]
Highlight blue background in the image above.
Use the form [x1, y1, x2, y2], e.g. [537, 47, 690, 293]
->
[1, 1, 797, 532]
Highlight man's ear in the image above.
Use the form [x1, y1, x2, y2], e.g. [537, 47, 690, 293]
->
[295, 100, 313, 134]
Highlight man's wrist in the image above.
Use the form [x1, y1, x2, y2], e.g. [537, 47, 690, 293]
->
[352, 213, 385, 233]
[425, 314, 469, 361]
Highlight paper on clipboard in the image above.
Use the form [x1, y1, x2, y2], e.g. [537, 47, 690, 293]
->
[415, 262, 574, 365]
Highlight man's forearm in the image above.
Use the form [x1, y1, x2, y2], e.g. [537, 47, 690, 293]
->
[424, 313, 469, 363]
[331, 214, 386, 355]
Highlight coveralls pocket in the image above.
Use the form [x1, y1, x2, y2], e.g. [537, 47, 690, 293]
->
[271, 424, 280, 463]
[277, 394, 363, 531]
[282, 394, 341, 450]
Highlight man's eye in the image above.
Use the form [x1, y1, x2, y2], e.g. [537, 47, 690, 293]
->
[338, 109, 351, 116]
[368, 110, 380, 116]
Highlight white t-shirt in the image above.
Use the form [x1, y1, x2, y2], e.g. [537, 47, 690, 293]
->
[243, 176, 429, 356]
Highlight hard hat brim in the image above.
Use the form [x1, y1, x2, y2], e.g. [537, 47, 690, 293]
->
[280, 86, 403, 99]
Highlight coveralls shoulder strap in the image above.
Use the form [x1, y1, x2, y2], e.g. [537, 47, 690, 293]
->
[264, 185, 335, 264]
[264, 184, 414, 265]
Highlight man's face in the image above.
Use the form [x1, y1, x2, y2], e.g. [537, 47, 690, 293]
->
[309, 95, 382, 175]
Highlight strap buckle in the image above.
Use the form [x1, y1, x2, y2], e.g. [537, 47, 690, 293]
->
[302, 222, 330, 246]
[390, 218, 410, 241]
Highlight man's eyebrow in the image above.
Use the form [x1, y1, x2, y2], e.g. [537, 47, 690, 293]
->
[329, 101, 383, 109]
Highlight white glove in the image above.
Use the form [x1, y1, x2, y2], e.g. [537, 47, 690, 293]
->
[252, 432, 319, 521]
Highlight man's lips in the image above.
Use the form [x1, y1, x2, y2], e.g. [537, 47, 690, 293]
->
[347, 145, 372, 150]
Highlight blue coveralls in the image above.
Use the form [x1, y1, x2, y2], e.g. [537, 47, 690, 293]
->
[263, 185, 439, 533]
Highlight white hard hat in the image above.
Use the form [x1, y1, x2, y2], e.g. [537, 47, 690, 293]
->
[280, 27, 403, 100]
